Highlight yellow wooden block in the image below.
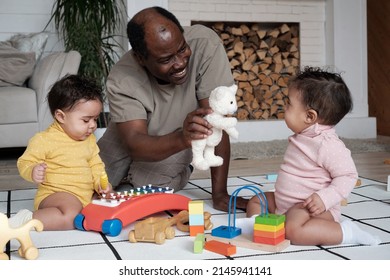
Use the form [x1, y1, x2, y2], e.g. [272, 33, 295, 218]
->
[100, 171, 109, 190]
[188, 200, 204, 214]
[254, 222, 284, 232]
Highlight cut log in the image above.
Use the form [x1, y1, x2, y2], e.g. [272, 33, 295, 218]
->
[209, 22, 300, 120]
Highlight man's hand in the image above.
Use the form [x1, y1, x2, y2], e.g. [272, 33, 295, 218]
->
[182, 107, 213, 146]
[32, 163, 47, 184]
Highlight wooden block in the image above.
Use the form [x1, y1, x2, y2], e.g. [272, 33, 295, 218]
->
[255, 214, 285, 226]
[194, 233, 205, 254]
[253, 234, 285, 245]
[254, 222, 284, 232]
[204, 240, 236, 256]
[100, 171, 109, 190]
[253, 228, 285, 238]
[266, 173, 278, 182]
[355, 179, 361, 187]
[190, 225, 204, 236]
[387, 175, 390, 192]
[205, 233, 290, 253]
[211, 225, 241, 239]
[189, 213, 204, 226]
[188, 201, 204, 214]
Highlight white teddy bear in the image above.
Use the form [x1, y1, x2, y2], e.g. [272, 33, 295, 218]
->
[191, 84, 239, 170]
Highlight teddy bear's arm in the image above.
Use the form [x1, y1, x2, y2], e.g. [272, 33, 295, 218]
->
[206, 114, 237, 129]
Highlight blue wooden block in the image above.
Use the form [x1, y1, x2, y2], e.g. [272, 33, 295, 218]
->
[266, 173, 278, 182]
[189, 214, 204, 226]
[211, 225, 241, 239]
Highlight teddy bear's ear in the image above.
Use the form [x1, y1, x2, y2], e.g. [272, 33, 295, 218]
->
[214, 88, 226, 101]
[230, 84, 238, 93]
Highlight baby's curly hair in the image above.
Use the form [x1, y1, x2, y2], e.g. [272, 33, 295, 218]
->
[47, 75, 103, 116]
[288, 66, 353, 125]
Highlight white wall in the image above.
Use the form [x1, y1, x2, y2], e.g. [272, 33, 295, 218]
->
[0, 0, 376, 141]
[128, 0, 376, 140]
[0, 0, 64, 55]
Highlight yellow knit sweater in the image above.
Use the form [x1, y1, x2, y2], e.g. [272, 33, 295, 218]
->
[17, 121, 105, 209]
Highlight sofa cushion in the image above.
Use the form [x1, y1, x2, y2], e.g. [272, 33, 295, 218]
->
[0, 86, 37, 124]
[0, 45, 36, 87]
[7, 32, 49, 62]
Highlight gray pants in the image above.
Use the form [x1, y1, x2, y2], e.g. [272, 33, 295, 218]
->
[97, 122, 192, 191]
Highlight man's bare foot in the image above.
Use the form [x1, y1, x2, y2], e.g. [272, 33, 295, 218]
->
[212, 193, 248, 212]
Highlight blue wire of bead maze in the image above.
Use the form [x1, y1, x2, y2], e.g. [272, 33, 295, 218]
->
[211, 185, 268, 239]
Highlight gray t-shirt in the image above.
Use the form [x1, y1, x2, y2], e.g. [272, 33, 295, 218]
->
[98, 24, 234, 189]
[107, 24, 234, 135]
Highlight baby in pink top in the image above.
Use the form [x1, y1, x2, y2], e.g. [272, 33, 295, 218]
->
[243, 67, 380, 246]
[275, 123, 357, 222]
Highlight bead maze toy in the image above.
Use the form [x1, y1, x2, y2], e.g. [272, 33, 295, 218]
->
[206, 185, 290, 252]
[0, 213, 43, 260]
[74, 185, 191, 237]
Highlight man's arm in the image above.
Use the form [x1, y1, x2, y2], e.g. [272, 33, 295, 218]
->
[116, 105, 213, 162]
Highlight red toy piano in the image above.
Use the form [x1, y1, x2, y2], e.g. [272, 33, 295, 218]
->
[74, 185, 190, 236]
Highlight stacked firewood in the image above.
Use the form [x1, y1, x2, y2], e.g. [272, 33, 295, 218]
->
[210, 22, 300, 120]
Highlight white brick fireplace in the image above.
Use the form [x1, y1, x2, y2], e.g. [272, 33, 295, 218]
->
[129, 0, 375, 141]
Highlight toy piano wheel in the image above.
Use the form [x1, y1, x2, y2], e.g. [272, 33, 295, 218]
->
[165, 226, 175, 239]
[74, 214, 86, 231]
[102, 219, 122, 237]
[155, 231, 166, 244]
[128, 230, 137, 243]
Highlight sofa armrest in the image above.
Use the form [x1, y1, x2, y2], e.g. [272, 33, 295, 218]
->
[28, 50, 81, 130]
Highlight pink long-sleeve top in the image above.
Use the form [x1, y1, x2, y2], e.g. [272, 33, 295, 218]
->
[274, 124, 358, 221]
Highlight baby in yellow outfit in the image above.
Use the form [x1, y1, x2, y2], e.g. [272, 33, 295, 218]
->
[11, 75, 112, 230]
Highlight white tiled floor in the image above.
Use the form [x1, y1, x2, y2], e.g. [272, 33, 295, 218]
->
[1, 175, 389, 260]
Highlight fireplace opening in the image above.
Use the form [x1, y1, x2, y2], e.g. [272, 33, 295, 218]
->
[192, 21, 300, 121]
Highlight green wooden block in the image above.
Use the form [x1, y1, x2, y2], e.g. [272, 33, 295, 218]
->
[194, 233, 205, 253]
[255, 214, 285, 226]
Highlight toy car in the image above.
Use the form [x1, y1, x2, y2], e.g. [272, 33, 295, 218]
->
[74, 185, 191, 237]
[128, 210, 213, 244]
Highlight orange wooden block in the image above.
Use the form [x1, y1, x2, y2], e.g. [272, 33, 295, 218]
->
[253, 228, 285, 238]
[204, 240, 236, 256]
[190, 225, 204, 236]
[253, 233, 285, 245]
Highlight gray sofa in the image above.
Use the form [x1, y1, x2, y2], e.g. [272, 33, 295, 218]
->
[0, 51, 81, 148]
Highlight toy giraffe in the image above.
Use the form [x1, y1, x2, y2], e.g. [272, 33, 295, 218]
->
[0, 212, 43, 260]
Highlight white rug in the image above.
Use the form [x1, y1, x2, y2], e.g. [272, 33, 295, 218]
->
[1, 174, 389, 261]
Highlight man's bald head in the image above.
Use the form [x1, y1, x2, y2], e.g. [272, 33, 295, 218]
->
[127, 6, 184, 59]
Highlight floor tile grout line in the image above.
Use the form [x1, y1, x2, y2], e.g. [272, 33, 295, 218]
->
[349, 191, 389, 205]
[100, 232, 122, 260]
[357, 220, 390, 234]
[316, 245, 350, 260]
[358, 175, 387, 185]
